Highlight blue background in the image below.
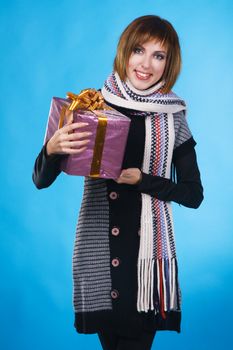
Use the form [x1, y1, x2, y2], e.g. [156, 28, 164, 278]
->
[1, 0, 233, 349]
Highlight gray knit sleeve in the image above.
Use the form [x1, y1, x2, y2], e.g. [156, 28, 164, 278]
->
[173, 111, 193, 149]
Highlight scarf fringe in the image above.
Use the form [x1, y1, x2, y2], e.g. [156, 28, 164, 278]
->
[137, 258, 180, 316]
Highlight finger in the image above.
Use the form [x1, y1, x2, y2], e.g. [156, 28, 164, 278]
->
[61, 122, 89, 134]
[66, 120, 73, 125]
[65, 131, 93, 141]
[56, 129, 91, 142]
[119, 171, 125, 177]
[120, 169, 131, 176]
[62, 146, 88, 154]
[121, 168, 137, 174]
[120, 172, 131, 178]
[61, 139, 90, 148]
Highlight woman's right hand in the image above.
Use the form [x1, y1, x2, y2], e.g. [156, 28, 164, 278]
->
[46, 121, 92, 156]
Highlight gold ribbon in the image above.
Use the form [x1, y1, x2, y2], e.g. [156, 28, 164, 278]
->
[89, 112, 108, 177]
[58, 89, 111, 177]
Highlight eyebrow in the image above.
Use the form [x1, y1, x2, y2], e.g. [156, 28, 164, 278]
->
[136, 44, 167, 54]
[153, 51, 167, 54]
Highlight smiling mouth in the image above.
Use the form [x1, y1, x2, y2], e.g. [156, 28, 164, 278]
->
[135, 70, 152, 80]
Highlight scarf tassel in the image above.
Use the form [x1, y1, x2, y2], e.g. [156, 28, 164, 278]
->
[137, 257, 180, 316]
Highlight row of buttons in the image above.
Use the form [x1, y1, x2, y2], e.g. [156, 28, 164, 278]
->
[110, 191, 140, 236]
[109, 192, 120, 236]
[110, 192, 120, 299]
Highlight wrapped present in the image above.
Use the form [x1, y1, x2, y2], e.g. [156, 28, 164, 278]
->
[44, 89, 131, 179]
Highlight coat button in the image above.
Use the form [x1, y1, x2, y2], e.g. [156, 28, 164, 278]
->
[111, 227, 120, 236]
[111, 289, 119, 299]
[109, 191, 118, 200]
[112, 258, 120, 267]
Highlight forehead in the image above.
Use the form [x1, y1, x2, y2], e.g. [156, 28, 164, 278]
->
[139, 39, 167, 51]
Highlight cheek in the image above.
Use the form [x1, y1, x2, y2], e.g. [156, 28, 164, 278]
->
[161, 60, 167, 72]
[127, 55, 140, 70]
[152, 60, 166, 75]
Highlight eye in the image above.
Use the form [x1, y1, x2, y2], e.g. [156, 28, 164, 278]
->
[154, 54, 166, 61]
[133, 47, 143, 54]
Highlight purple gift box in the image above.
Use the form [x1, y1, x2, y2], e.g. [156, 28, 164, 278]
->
[44, 97, 131, 179]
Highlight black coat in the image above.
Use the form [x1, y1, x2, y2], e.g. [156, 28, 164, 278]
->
[33, 104, 203, 337]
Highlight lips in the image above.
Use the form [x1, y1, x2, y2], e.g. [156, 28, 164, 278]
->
[135, 70, 152, 80]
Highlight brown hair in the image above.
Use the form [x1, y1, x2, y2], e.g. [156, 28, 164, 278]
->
[113, 15, 181, 93]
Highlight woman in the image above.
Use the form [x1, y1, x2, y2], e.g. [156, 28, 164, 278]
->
[33, 15, 203, 350]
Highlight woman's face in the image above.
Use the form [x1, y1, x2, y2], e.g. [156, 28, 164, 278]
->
[126, 40, 167, 90]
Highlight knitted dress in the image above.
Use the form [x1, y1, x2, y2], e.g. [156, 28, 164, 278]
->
[33, 102, 203, 337]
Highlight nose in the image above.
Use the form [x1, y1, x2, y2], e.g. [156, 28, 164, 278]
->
[140, 54, 151, 69]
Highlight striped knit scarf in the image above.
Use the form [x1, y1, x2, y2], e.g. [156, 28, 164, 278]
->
[101, 72, 186, 317]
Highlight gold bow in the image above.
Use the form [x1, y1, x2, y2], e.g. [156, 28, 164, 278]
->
[66, 89, 109, 111]
[58, 89, 111, 128]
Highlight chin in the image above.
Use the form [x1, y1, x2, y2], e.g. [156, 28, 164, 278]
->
[129, 75, 158, 90]
[133, 81, 152, 90]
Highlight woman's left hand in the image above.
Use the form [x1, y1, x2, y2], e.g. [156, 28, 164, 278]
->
[115, 168, 142, 185]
